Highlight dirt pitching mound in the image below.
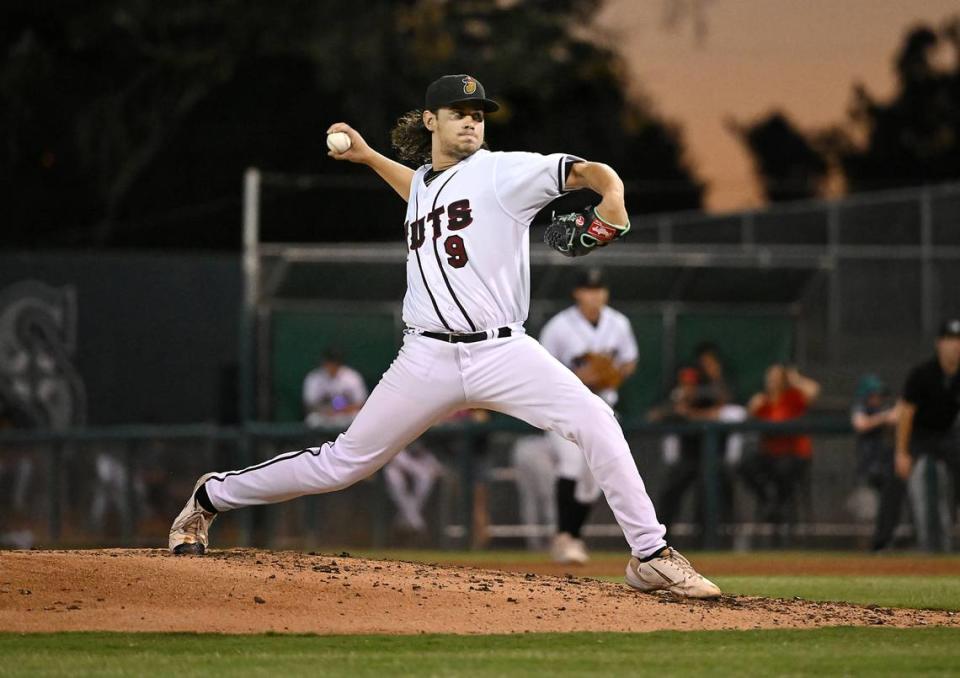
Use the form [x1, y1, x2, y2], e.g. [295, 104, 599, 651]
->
[1, 549, 956, 635]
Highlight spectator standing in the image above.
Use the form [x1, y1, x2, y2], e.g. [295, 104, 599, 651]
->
[0, 391, 37, 549]
[849, 374, 902, 551]
[652, 351, 746, 542]
[649, 366, 705, 533]
[383, 442, 446, 535]
[691, 343, 746, 523]
[894, 319, 960, 552]
[740, 364, 820, 534]
[693, 342, 735, 413]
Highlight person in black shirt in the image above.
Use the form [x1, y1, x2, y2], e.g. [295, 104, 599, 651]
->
[895, 318, 960, 552]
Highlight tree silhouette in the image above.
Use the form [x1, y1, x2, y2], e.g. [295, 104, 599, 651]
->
[734, 17, 960, 201]
[836, 20, 960, 192]
[728, 112, 828, 202]
[1, 1, 702, 248]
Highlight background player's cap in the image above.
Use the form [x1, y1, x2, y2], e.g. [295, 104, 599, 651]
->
[938, 318, 960, 338]
[425, 75, 499, 112]
[574, 268, 608, 289]
[855, 373, 888, 399]
[322, 347, 344, 364]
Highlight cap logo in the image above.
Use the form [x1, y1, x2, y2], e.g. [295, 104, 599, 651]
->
[950, 320, 960, 334]
[462, 77, 477, 95]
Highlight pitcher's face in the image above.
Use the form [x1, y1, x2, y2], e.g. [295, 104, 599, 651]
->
[425, 103, 485, 161]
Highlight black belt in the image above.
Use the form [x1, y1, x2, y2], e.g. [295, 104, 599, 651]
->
[421, 327, 512, 343]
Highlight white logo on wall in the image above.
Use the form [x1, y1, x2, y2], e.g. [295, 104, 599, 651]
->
[0, 281, 86, 429]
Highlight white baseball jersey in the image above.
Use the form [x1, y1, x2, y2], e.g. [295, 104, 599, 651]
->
[302, 365, 368, 413]
[402, 149, 583, 333]
[539, 306, 639, 406]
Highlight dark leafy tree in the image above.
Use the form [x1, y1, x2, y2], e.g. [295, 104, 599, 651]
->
[1, 0, 702, 248]
[835, 20, 960, 192]
[728, 112, 828, 202]
[732, 17, 960, 201]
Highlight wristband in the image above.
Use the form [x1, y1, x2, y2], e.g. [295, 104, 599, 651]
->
[594, 207, 631, 234]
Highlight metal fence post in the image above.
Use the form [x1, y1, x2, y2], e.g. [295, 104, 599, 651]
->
[48, 442, 63, 543]
[919, 188, 934, 335]
[458, 433, 475, 550]
[371, 469, 387, 549]
[700, 425, 721, 549]
[826, 202, 841, 344]
[237, 428, 254, 546]
[122, 439, 137, 544]
[925, 455, 940, 551]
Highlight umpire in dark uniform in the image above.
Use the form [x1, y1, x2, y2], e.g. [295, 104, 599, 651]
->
[894, 318, 960, 552]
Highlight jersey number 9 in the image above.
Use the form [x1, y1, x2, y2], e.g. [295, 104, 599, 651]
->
[444, 235, 468, 268]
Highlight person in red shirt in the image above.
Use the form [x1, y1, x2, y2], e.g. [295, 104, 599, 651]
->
[740, 364, 821, 537]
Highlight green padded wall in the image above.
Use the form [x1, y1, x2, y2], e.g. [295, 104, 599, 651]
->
[675, 313, 794, 402]
[271, 310, 400, 421]
[617, 313, 665, 418]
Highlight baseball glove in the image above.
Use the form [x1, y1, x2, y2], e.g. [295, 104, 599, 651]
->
[544, 205, 631, 257]
[579, 352, 624, 391]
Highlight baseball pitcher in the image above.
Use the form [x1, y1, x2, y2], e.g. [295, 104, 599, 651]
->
[169, 74, 720, 598]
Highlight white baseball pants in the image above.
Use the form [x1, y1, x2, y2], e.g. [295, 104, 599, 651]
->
[204, 332, 667, 558]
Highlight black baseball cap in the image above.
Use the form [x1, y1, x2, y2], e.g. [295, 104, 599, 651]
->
[322, 347, 344, 364]
[425, 74, 499, 113]
[575, 268, 608, 289]
[939, 318, 960, 338]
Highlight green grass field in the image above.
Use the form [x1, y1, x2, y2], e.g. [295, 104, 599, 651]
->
[4, 550, 959, 676]
[712, 575, 960, 611]
[2, 629, 959, 677]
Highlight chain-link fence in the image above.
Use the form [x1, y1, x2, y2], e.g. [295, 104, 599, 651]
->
[4, 418, 941, 552]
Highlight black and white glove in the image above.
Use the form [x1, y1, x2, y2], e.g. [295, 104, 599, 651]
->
[543, 206, 630, 257]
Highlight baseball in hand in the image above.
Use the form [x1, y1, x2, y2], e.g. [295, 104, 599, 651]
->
[327, 131, 352, 154]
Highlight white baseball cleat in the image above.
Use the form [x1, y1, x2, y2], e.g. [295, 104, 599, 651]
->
[625, 547, 721, 599]
[168, 473, 218, 555]
[551, 532, 590, 565]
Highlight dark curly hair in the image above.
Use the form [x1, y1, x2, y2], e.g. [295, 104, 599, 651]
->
[391, 109, 432, 167]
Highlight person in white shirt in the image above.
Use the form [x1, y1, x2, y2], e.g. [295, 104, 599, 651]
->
[169, 74, 719, 598]
[538, 269, 638, 564]
[383, 442, 445, 535]
[302, 348, 368, 427]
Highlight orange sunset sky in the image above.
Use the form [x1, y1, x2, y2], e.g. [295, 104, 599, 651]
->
[595, 0, 960, 212]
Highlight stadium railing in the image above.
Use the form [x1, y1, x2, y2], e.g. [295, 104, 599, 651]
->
[0, 418, 869, 550]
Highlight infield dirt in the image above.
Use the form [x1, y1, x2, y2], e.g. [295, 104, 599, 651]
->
[1, 549, 957, 635]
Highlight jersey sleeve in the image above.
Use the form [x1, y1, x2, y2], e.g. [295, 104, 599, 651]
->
[494, 152, 585, 225]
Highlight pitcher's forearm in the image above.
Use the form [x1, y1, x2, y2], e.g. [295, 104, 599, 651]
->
[567, 162, 627, 224]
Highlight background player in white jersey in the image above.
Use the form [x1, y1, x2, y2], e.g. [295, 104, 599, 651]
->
[168, 74, 720, 598]
[539, 268, 638, 564]
[302, 348, 368, 427]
